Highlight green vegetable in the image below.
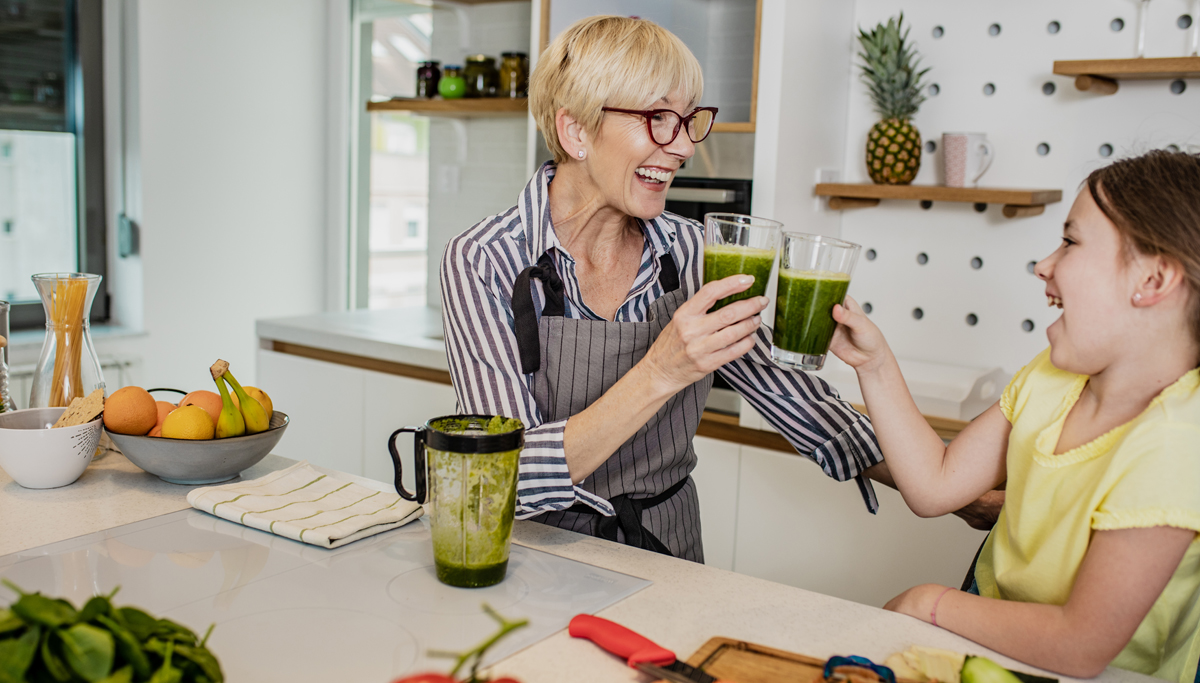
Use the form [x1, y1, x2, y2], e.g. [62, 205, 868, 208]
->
[0, 580, 222, 683]
[962, 657, 1024, 683]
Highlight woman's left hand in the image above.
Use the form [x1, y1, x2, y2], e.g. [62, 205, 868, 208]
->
[883, 583, 952, 624]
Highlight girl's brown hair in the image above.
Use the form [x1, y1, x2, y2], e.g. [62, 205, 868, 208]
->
[1086, 150, 1200, 343]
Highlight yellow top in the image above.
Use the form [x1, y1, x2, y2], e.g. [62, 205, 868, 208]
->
[976, 348, 1200, 682]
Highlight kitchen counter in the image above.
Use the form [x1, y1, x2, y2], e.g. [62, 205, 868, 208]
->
[0, 452, 1152, 683]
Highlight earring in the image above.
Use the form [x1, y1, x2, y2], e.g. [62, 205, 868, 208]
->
[1133, 292, 1143, 304]
[578, 149, 585, 159]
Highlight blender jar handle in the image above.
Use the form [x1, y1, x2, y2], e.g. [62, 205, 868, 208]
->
[388, 426, 427, 503]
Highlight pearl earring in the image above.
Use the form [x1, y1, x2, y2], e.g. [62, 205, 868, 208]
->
[578, 150, 585, 159]
[1133, 292, 1143, 304]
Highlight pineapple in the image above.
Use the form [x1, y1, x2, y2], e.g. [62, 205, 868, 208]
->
[858, 14, 930, 185]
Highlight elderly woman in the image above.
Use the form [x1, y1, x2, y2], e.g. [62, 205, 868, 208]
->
[440, 16, 894, 563]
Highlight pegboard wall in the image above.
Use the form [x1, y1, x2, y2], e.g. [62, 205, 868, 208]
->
[839, 0, 1200, 376]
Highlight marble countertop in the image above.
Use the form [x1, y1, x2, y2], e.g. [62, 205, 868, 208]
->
[256, 306, 448, 371]
[0, 452, 1150, 683]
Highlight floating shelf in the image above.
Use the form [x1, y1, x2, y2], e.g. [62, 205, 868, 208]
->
[1053, 57, 1200, 95]
[814, 183, 1063, 218]
[366, 98, 528, 117]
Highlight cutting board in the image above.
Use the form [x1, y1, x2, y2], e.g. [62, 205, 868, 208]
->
[679, 638, 921, 683]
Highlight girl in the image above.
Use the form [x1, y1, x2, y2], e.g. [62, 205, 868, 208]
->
[829, 150, 1200, 681]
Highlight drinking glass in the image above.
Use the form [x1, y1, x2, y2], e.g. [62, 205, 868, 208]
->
[771, 232, 861, 371]
[1190, 0, 1199, 55]
[703, 213, 782, 311]
[1135, 0, 1152, 58]
[389, 415, 524, 588]
[0, 301, 14, 412]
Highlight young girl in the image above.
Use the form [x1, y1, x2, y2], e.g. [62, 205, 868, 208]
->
[829, 150, 1200, 681]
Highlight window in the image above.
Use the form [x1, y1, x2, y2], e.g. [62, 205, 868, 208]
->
[351, 0, 432, 310]
[0, 0, 107, 329]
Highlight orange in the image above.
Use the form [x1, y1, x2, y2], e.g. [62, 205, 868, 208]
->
[154, 401, 175, 427]
[178, 390, 222, 427]
[103, 386, 158, 435]
[161, 405, 215, 440]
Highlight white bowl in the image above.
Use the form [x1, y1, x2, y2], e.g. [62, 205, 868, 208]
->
[0, 407, 103, 489]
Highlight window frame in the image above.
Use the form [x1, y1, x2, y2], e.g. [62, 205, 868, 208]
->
[8, 0, 109, 330]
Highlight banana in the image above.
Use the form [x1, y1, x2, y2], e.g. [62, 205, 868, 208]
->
[211, 368, 246, 439]
[222, 366, 270, 434]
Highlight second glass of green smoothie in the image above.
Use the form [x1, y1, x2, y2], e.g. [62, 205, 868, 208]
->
[771, 232, 861, 371]
[703, 213, 782, 311]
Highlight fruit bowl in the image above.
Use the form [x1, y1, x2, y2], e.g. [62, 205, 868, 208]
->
[107, 412, 289, 485]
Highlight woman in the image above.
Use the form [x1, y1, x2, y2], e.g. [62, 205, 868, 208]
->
[440, 16, 888, 563]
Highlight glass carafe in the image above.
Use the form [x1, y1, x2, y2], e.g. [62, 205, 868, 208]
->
[0, 300, 14, 412]
[389, 415, 524, 588]
[28, 273, 105, 408]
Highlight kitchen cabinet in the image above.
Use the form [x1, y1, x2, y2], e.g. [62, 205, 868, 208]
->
[735, 446, 985, 608]
[257, 349, 457, 484]
[692, 436, 741, 571]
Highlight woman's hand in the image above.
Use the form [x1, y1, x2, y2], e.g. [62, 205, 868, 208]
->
[829, 296, 892, 373]
[640, 274, 768, 395]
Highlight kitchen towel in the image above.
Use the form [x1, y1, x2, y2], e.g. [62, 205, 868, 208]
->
[186, 461, 423, 549]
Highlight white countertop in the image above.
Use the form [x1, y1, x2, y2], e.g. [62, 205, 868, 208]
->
[0, 452, 1150, 683]
[256, 306, 448, 371]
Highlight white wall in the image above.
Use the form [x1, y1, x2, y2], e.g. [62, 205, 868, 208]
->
[111, 0, 330, 391]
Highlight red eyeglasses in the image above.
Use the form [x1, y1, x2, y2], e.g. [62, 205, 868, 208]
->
[601, 106, 719, 146]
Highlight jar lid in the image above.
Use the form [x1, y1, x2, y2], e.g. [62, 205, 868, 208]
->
[465, 54, 494, 63]
[443, 64, 462, 70]
[501, 52, 527, 58]
[419, 60, 440, 66]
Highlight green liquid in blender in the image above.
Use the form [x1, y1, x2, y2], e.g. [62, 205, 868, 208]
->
[704, 244, 776, 311]
[773, 269, 851, 356]
[428, 447, 521, 588]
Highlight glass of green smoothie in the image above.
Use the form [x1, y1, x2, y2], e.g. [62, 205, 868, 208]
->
[771, 232, 861, 371]
[388, 414, 524, 588]
[703, 213, 782, 311]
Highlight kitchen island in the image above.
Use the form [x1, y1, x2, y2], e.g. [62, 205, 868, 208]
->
[0, 451, 1150, 683]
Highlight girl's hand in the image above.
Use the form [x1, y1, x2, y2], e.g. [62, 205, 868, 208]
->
[829, 296, 892, 373]
[883, 583, 953, 624]
[641, 275, 768, 395]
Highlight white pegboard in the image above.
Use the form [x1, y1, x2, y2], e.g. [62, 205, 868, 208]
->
[839, 0, 1200, 376]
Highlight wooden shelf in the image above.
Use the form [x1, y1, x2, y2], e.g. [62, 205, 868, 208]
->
[1053, 57, 1200, 95]
[366, 98, 528, 117]
[814, 183, 1062, 218]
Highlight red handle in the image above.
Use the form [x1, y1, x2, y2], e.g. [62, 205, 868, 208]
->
[568, 614, 676, 667]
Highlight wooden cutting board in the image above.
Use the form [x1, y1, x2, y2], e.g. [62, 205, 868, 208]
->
[676, 638, 921, 683]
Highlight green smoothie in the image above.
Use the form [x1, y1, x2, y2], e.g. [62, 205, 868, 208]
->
[704, 244, 776, 311]
[773, 269, 851, 356]
[427, 416, 522, 588]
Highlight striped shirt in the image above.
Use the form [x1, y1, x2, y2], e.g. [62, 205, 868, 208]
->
[440, 162, 885, 519]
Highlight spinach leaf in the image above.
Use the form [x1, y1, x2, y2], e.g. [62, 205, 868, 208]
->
[0, 625, 39, 682]
[11, 593, 78, 629]
[96, 614, 150, 680]
[39, 631, 73, 682]
[97, 665, 133, 683]
[0, 609, 25, 636]
[116, 607, 157, 642]
[78, 596, 112, 624]
[173, 643, 224, 683]
[61, 623, 115, 682]
[148, 640, 182, 683]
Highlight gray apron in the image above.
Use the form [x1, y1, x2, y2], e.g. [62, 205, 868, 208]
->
[511, 251, 712, 563]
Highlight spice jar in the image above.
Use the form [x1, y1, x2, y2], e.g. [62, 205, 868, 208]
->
[416, 61, 441, 99]
[463, 55, 498, 98]
[439, 65, 466, 99]
[499, 52, 528, 98]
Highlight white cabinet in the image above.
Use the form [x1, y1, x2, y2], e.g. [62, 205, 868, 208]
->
[692, 436, 741, 571]
[734, 446, 986, 608]
[257, 349, 457, 486]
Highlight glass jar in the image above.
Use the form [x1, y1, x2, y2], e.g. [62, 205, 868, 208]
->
[439, 65, 466, 99]
[463, 55, 498, 98]
[28, 273, 105, 409]
[499, 52, 528, 98]
[416, 61, 441, 99]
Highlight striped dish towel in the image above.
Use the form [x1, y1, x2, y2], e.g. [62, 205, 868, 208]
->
[186, 461, 423, 549]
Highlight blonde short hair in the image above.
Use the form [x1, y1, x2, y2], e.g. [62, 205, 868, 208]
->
[530, 16, 704, 164]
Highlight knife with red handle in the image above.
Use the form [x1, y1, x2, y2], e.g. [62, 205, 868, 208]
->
[569, 614, 734, 683]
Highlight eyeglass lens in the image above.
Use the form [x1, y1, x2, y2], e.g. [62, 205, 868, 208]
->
[650, 109, 715, 145]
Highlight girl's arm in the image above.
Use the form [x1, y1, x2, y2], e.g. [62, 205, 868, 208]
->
[829, 298, 1009, 516]
[885, 525, 1196, 677]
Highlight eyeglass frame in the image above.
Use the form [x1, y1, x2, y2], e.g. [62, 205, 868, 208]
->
[600, 106, 719, 146]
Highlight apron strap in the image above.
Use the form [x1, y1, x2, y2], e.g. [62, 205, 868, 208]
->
[571, 475, 689, 557]
[512, 252, 565, 374]
[511, 251, 679, 374]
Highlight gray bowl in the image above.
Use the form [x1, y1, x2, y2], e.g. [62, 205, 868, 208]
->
[107, 412, 289, 485]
